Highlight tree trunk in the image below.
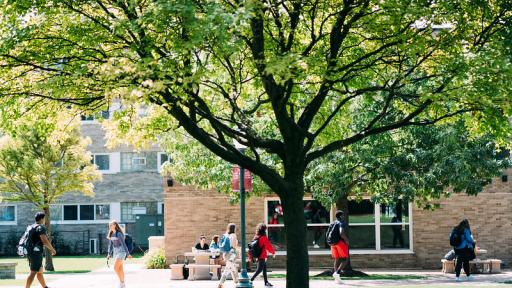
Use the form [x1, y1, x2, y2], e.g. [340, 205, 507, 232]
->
[281, 181, 309, 288]
[43, 207, 55, 271]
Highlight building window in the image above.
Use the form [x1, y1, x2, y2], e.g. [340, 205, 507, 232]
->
[264, 198, 413, 254]
[265, 199, 330, 251]
[0, 206, 16, 222]
[157, 153, 171, 173]
[52, 204, 110, 222]
[121, 152, 157, 172]
[63, 205, 78, 221]
[91, 154, 110, 171]
[81, 110, 110, 121]
[132, 157, 146, 166]
[121, 202, 158, 222]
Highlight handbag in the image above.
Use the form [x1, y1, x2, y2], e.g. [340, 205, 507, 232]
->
[469, 247, 476, 260]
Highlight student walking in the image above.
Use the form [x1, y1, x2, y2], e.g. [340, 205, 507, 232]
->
[327, 210, 349, 285]
[217, 223, 239, 288]
[250, 223, 276, 287]
[107, 220, 132, 288]
[25, 212, 57, 288]
[450, 219, 476, 282]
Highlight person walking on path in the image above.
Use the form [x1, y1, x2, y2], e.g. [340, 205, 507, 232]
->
[250, 223, 276, 287]
[107, 220, 132, 288]
[451, 219, 476, 282]
[217, 223, 239, 288]
[328, 210, 349, 285]
[25, 212, 57, 288]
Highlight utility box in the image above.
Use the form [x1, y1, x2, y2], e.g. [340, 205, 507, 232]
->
[135, 214, 164, 248]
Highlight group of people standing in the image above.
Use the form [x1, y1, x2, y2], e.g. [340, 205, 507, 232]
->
[210, 223, 276, 288]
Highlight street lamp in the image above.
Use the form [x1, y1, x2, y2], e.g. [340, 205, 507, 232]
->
[233, 139, 253, 288]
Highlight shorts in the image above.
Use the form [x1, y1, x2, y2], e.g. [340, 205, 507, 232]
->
[113, 250, 127, 260]
[28, 252, 43, 272]
[331, 241, 349, 259]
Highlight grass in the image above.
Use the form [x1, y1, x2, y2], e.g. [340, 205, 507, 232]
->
[268, 273, 427, 281]
[0, 254, 144, 274]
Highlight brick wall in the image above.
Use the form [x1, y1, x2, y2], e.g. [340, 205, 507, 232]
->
[164, 170, 512, 269]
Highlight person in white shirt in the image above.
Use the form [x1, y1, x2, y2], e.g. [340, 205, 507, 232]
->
[217, 223, 239, 288]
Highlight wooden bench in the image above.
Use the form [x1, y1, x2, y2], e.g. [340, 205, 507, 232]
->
[441, 259, 501, 274]
[0, 262, 17, 280]
[185, 264, 222, 280]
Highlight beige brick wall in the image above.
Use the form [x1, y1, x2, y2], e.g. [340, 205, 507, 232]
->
[165, 170, 512, 269]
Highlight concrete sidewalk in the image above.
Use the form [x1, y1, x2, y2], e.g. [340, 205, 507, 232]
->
[6, 265, 512, 288]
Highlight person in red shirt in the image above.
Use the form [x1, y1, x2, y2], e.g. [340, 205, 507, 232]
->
[250, 223, 276, 287]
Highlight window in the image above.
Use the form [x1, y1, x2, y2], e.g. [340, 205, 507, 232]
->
[132, 157, 146, 166]
[52, 204, 110, 222]
[121, 152, 157, 172]
[266, 199, 330, 251]
[63, 205, 78, 221]
[80, 205, 95, 221]
[91, 154, 110, 171]
[158, 153, 171, 173]
[81, 110, 110, 121]
[121, 202, 158, 222]
[0, 206, 15, 222]
[264, 198, 413, 254]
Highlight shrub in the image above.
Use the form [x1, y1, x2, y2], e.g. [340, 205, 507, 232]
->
[144, 248, 166, 269]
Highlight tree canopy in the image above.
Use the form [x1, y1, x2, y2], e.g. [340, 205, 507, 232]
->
[1, 1, 511, 287]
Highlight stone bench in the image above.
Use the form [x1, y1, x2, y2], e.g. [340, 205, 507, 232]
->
[185, 264, 222, 281]
[441, 259, 501, 274]
[0, 262, 17, 279]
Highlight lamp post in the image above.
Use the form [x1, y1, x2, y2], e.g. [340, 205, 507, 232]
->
[234, 140, 253, 288]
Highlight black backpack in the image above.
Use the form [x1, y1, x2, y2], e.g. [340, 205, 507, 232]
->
[449, 228, 462, 247]
[124, 234, 134, 253]
[326, 221, 342, 246]
[17, 224, 39, 257]
[248, 237, 263, 259]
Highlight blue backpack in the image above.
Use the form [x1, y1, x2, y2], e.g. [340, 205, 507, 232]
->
[219, 233, 231, 252]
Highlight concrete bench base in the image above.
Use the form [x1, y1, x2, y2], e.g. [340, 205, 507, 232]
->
[441, 259, 501, 274]
[186, 264, 222, 280]
[0, 262, 17, 280]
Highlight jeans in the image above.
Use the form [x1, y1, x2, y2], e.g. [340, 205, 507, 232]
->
[251, 259, 268, 283]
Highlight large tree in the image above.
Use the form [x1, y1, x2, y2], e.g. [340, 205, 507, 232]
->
[1, 1, 511, 286]
[0, 111, 101, 270]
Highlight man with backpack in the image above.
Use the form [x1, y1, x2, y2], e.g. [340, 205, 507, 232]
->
[23, 212, 57, 288]
[327, 210, 349, 285]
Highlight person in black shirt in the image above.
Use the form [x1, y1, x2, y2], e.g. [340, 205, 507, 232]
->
[25, 212, 56, 288]
[195, 235, 209, 251]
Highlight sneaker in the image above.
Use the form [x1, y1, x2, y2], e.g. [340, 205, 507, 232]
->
[333, 272, 342, 284]
[314, 244, 320, 249]
[455, 277, 462, 282]
[467, 275, 474, 281]
[265, 282, 274, 287]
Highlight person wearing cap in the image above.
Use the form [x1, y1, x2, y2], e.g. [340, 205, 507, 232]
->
[331, 210, 349, 284]
[25, 212, 57, 288]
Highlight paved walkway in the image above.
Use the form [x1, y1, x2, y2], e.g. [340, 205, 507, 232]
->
[6, 265, 512, 288]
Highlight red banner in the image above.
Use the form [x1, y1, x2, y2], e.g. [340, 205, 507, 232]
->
[232, 166, 252, 192]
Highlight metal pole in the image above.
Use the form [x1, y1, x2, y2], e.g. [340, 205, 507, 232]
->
[237, 148, 253, 288]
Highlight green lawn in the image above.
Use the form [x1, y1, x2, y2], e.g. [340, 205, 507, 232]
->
[0, 254, 144, 274]
[269, 273, 427, 281]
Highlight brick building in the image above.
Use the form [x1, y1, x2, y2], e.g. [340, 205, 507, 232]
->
[164, 169, 512, 269]
[0, 110, 167, 256]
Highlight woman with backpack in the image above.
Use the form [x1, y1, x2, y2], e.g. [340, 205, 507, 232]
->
[250, 223, 275, 287]
[107, 220, 132, 288]
[451, 219, 475, 282]
[218, 223, 239, 288]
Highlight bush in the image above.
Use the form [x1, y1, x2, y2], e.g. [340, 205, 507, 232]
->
[144, 248, 166, 269]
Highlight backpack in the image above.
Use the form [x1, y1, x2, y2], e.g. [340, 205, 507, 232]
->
[248, 237, 263, 259]
[124, 233, 134, 253]
[449, 228, 462, 247]
[219, 233, 231, 253]
[326, 221, 342, 246]
[17, 224, 39, 257]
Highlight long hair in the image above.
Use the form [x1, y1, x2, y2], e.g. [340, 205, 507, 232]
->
[455, 219, 470, 234]
[227, 223, 236, 234]
[255, 223, 267, 237]
[108, 220, 124, 239]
